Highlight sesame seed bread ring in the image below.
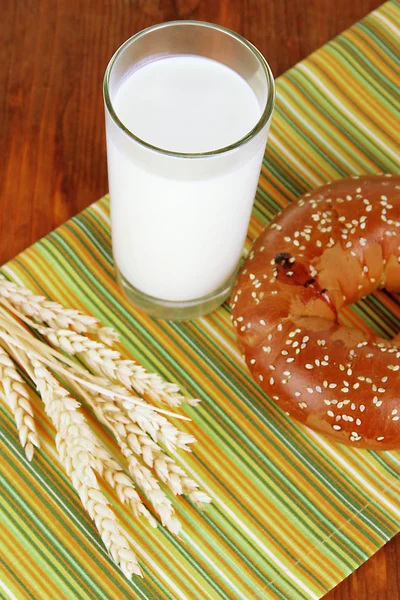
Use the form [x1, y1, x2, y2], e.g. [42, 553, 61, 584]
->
[232, 174, 400, 450]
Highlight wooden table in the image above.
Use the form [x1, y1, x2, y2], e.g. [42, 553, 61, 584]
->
[0, 1, 398, 598]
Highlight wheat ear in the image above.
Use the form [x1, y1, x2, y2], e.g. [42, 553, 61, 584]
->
[29, 356, 143, 577]
[0, 318, 188, 420]
[80, 387, 210, 511]
[41, 326, 195, 407]
[82, 346, 199, 407]
[0, 276, 117, 345]
[14, 320, 196, 448]
[1, 294, 199, 408]
[0, 342, 39, 460]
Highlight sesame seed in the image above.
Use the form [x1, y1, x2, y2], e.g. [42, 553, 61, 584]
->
[333, 425, 341, 431]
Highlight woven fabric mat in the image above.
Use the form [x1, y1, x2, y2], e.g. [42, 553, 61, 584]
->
[0, 2, 399, 598]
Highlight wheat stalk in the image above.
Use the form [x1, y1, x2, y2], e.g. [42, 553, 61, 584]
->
[0, 279, 211, 579]
[0, 342, 39, 460]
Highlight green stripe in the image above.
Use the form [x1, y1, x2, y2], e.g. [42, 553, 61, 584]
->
[1, 3, 399, 599]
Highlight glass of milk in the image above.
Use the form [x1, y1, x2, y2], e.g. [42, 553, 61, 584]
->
[104, 21, 275, 320]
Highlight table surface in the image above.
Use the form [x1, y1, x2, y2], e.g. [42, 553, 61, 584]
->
[1, 1, 398, 598]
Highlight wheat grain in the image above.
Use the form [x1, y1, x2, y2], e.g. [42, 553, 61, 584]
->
[0, 343, 39, 460]
[101, 458, 157, 528]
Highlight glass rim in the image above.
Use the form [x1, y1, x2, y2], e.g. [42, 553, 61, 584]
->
[103, 20, 275, 159]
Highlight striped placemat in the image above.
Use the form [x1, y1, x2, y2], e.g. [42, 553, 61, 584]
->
[1, 2, 399, 598]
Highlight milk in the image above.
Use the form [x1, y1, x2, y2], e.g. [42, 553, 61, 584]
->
[106, 55, 270, 302]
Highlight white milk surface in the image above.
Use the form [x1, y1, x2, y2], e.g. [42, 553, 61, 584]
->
[107, 55, 265, 301]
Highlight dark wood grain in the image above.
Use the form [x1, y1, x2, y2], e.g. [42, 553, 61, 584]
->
[0, 1, 397, 598]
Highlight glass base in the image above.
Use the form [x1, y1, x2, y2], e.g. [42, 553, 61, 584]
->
[116, 267, 236, 320]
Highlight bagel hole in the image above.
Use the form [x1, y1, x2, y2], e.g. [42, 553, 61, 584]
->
[337, 290, 400, 343]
